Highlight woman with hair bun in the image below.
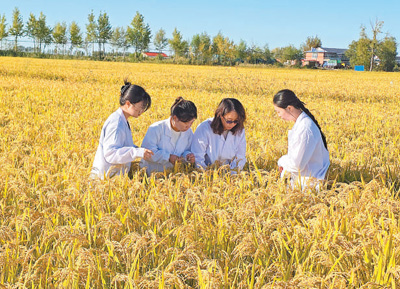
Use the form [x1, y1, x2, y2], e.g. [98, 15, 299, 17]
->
[140, 97, 197, 174]
[273, 89, 330, 189]
[191, 98, 247, 173]
[91, 80, 154, 179]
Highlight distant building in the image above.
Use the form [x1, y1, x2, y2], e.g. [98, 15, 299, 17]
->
[142, 52, 168, 58]
[302, 47, 349, 68]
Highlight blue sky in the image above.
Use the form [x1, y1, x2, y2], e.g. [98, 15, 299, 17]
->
[2, 0, 399, 51]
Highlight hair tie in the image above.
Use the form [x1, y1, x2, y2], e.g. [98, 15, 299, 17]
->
[121, 84, 131, 96]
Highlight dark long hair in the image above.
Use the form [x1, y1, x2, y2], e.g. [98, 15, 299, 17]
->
[170, 97, 197, 122]
[119, 79, 151, 111]
[210, 98, 246, 135]
[273, 89, 327, 149]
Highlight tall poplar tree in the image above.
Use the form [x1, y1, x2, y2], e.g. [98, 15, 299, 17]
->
[69, 21, 83, 54]
[26, 13, 38, 52]
[154, 28, 168, 54]
[36, 12, 52, 53]
[168, 28, 188, 58]
[9, 7, 24, 52]
[85, 11, 97, 56]
[0, 14, 8, 50]
[127, 11, 151, 56]
[369, 19, 384, 71]
[110, 27, 129, 58]
[53, 22, 67, 54]
[97, 12, 112, 59]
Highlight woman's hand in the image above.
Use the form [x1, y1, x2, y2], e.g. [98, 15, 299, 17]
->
[186, 153, 195, 164]
[279, 166, 283, 173]
[143, 149, 154, 161]
[169, 154, 184, 164]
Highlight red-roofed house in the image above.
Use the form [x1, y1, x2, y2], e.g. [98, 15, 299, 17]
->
[142, 52, 168, 58]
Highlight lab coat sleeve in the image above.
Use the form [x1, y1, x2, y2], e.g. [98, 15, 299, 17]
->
[191, 125, 208, 169]
[141, 125, 171, 165]
[182, 131, 194, 158]
[230, 129, 247, 170]
[103, 122, 145, 164]
[278, 128, 317, 174]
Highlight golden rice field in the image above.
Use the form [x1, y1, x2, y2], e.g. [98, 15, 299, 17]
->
[1, 56, 400, 288]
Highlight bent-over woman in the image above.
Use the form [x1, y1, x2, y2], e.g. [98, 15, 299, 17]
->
[91, 81, 154, 179]
[140, 97, 197, 174]
[273, 89, 330, 189]
[191, 98, 246, 172]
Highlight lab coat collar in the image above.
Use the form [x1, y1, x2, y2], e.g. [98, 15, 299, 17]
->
[164, 117, 174, 137]
[293, 111, 308, 130]
[117, 107, 130, 130]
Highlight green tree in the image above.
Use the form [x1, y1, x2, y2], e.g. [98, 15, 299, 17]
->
[369, 19, 384, 71]
[346, 22, 395, 71]
[154, 28, 168, 53]
[248, 44, 264, 64]
[0, 14, 8, 50]
[9, 7, 24, 52]
[346, 27, 371, 68]
[53, 22, 67, 55]
[301, 35, 322, 52]
[198, 32, 212, 64]
[190, 33, 201, 61]
[212, 32, 235, 65]
[190, 32, 212, 64]
[97, 12, 112, 59]
[263, 44, 274, 64]
[110, 27, 129, 58]
[377, 35, 397, 72]
[85, 11, 97, 56]
[168, 28, 188, 58]
[273, 45, 302, 64]
[26, 13, 38, 51]
[36, 12, 52, 54]
[127, 12, 151, 56]
[235, 40, 247, 62]
[69, 21, 83, 54]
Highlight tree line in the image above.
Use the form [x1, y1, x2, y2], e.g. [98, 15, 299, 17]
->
[0, 8, 397, 71]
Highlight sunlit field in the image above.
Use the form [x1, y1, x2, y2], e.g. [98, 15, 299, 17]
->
[1, 57, 400, 288]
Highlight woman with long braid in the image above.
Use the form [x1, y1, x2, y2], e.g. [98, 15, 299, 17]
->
[273, 89, 330, 189]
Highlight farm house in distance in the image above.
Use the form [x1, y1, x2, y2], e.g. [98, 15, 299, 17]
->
[142, 52, 169, 58]
[302, 47, 349, 68]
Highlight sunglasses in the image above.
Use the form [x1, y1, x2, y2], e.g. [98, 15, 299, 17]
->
[223, 116, 239, 124]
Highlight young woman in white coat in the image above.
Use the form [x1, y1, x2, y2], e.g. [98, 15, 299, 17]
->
[140, 97, 197, 174]
[191, 98, 246, 173]
[91, 81, 154, 179]
[273, 89, 330, 189]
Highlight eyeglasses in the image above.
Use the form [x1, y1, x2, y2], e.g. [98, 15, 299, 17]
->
[223, 116, 239, 124]
[134, 103, 146, 113]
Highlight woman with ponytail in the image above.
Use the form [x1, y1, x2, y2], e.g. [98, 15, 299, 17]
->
[273, 89, 329, 189]
[91, 80, 154, 179]
[140, 97, 197, 174]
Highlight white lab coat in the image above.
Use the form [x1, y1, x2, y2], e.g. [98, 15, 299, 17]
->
[191, 118, 246, 170]
[278, 112, 330, 189]
[91, 108, 145, 179]
[140, 118, 193, 174]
